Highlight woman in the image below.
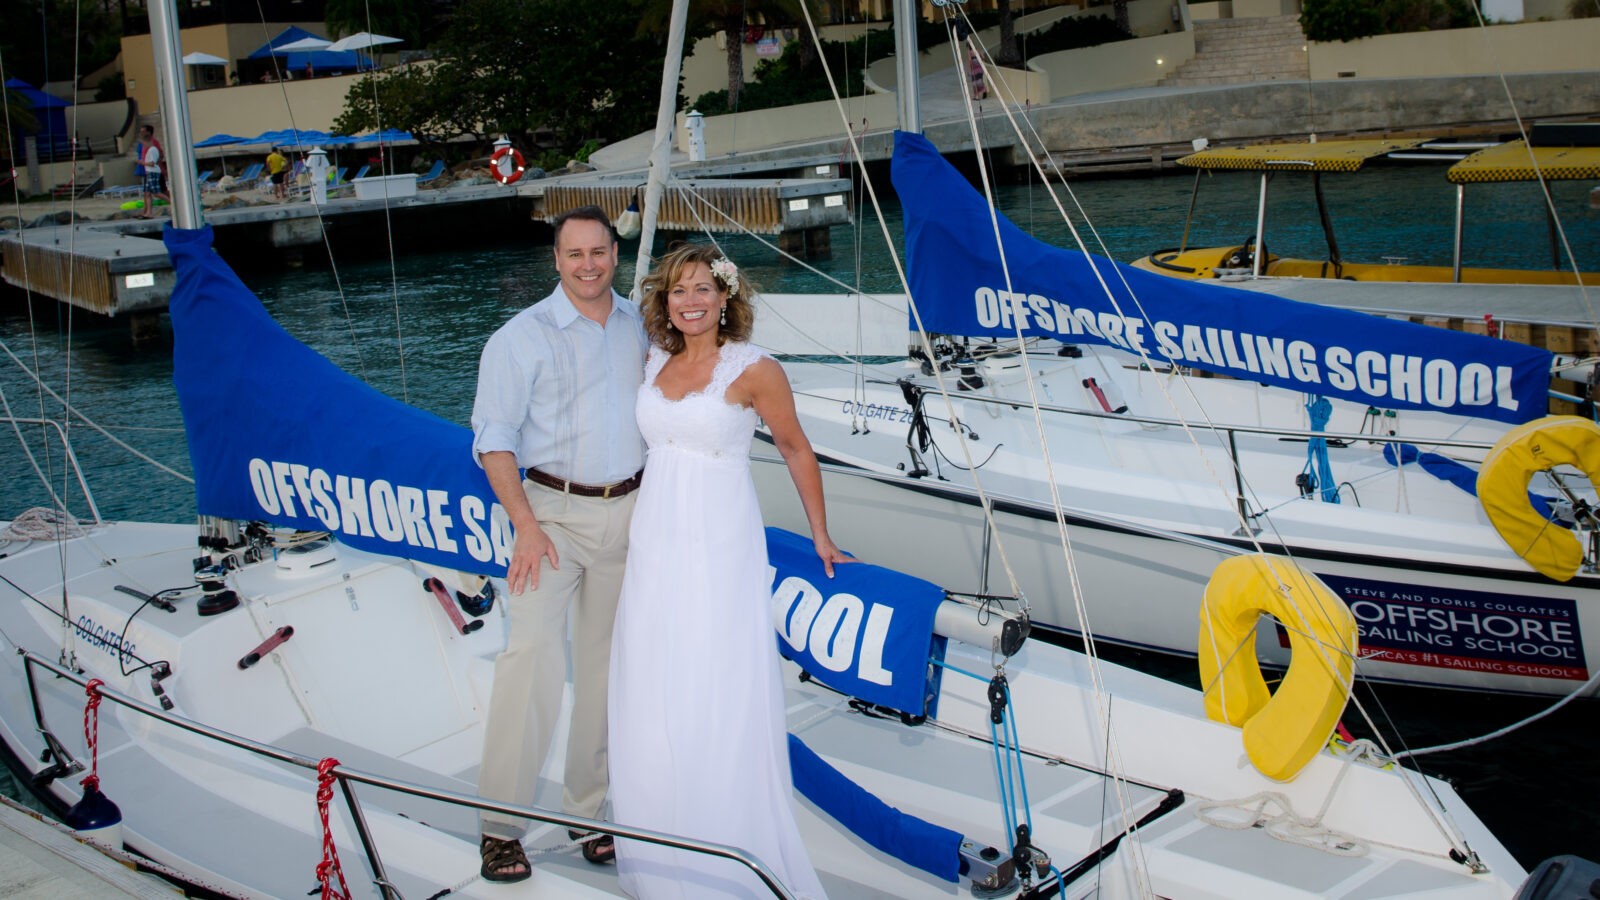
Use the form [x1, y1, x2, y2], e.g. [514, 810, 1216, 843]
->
[608, 244, 845, 899]
[968, 50, 987, 101]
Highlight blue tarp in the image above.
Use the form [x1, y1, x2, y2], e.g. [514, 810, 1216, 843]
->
[246, 26, 371, 72]
[789, 734, 963, 882]
[1383, 442, 1558, 520]
[768, 527, 946, 717]
[5, 78, 71, 159]
[193, 133, 251, 148]
[890, 130, 1553, 426]
[166, 225, 509, 575]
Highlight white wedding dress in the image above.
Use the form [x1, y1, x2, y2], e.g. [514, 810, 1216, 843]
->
[608, 342, 827, 900]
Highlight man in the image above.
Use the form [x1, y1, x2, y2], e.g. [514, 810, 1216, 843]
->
[137, 125, 166, 219]
[470, 206, 647, 883]
[266, 147, 289, 200]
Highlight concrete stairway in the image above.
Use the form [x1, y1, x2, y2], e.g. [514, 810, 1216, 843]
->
[1160, 15, 1309, 87]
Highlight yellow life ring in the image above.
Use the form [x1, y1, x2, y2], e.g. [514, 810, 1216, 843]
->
[1477, 415, 1600, 582]
[1198, 554, 1358, 782]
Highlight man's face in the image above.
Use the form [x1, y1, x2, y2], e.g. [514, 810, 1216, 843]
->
[554, 219, 618, 306]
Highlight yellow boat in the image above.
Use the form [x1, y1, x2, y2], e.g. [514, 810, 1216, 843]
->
[1132, 131, 1600, 286]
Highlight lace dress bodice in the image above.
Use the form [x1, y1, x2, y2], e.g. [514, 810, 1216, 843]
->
[637, 342, 766, 463]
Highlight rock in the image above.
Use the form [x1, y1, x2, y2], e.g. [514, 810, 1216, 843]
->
[565, 160, 595, 173]
[0, 216, 22, 231]
[28, 210, 83, 228]
[526, 167, 547, 180]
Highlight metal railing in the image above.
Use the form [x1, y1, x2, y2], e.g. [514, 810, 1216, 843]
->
[18, 650, 794, 899]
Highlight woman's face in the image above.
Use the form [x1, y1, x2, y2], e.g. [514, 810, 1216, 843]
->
[666, 262, 726, 338]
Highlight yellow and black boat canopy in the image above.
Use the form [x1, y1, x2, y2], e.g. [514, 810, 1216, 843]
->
[1447, 140, 1600, 184]
[1177, 139, 1428, 173]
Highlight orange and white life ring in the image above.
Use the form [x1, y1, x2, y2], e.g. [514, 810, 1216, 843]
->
[489, 146, 525, 185]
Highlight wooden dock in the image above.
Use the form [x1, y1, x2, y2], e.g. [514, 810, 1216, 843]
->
[1, 175, 853, 321]
[0, 797, 180, 898]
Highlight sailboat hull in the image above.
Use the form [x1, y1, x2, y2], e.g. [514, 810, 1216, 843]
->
[756, 355, 1600, 698]
[0, 520, 1527, 897]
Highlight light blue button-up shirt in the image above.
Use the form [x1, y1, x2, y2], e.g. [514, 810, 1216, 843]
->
[470, 284, 648, 484]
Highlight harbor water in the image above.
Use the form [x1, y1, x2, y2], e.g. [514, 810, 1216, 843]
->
[2, 163, 1597, 870]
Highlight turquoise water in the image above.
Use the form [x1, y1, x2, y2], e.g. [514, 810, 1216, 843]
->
[2, 163, 1598, 869]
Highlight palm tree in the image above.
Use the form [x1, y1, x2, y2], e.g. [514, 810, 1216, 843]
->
[995, 0, 1021, 66]
[2, 89, 40, 163]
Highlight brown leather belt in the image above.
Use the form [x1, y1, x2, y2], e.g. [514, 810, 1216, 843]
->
[525, 467, 643, 499]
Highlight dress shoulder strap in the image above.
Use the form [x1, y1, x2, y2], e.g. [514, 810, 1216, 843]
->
[709, 342, 769, 397]
[644, 344, 669, 382]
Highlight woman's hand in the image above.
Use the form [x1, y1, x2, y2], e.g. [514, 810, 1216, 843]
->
[814, 535, 856, 578]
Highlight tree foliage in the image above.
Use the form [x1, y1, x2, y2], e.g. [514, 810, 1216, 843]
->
[636, 0, 815, 110]
[688, 28, 883, 115]
[334, 0, 668, 153]
[323, 0, 426, 45]
[1300, 0, 1474, 41]
[0, 0, 121, 88]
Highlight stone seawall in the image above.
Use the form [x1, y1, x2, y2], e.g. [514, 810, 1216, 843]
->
[1012, 72, 1600, 155]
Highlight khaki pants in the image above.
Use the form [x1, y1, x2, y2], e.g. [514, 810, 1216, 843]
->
[479, 480, 636, 839]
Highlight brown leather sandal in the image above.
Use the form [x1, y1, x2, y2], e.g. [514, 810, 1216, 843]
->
[480, 835, 531, 883]
[569, 829, 616, 865]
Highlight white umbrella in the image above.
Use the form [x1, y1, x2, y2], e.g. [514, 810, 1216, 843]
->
[273, 36, 332, 53]
[181, 51, 228, 66]
[326, 32, 403, 52]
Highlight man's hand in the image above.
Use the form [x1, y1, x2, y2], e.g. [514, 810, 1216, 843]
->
[507, 521, 559, 595]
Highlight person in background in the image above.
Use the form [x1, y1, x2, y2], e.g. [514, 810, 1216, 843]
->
[137, 125, 167, 219]
[968, 49, 988, 101]
[266, 146, 289, 200]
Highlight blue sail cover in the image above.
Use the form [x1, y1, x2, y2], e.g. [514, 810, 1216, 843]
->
[891, 131, 1552, 425]
[166, 226, 512, 575]
[767, 527, 945, 717]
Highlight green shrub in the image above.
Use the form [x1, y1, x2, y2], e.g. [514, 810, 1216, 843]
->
[691, 31, 885, 115]
[1302, 0, 1473, 41]
[1018, 14, 1132, 62]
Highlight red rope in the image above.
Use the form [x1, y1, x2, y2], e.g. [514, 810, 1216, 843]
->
[315, 757, 352, 900]
[81, 679, 103, 791]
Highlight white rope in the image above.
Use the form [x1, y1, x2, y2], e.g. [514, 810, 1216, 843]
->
[1194, 791, 1368, 857]
[1, 507, 88, 541]
[1394, 666, 1600, 759]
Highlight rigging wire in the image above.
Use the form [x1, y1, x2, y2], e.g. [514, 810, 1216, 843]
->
[949, 12, 1152, 893]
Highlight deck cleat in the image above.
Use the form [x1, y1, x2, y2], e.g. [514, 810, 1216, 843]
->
[961, 839, 1017, 897]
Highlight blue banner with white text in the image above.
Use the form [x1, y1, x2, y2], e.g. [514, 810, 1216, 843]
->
[166, 226, 512, 576]
[891, 130, 1551, 425]
[767, 528, 945, 716]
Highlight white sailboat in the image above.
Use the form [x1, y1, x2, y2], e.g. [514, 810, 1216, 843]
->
[736, 15, 1600, 700]
[0, 0, 1545, 897]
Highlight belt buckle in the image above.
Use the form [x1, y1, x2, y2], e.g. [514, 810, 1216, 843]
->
[601, 482, 615, 499]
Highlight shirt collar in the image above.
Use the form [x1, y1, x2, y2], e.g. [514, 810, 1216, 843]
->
[547, 283, 636, 329]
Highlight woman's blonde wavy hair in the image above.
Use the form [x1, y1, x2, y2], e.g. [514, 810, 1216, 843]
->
[640, 243, 757, 354]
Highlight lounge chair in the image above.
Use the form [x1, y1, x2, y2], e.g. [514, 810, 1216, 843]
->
[326, 165, 370, 195]
[222, 163, 265, 192]
[52, 175, 103, 200]
[95, 183, 143, 200]
[415, 159, 446, 186]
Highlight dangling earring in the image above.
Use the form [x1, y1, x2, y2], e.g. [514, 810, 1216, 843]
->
[719, 306, 726, 326]
[667, 319, 675, 330]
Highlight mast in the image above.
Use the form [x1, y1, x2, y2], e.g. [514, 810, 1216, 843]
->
[147, 0, 204, 229]
[631, 0, 693, 297]
[895, 0, 922, 134]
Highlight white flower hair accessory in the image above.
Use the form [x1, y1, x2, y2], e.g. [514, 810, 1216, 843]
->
[709, 257, 740, 296]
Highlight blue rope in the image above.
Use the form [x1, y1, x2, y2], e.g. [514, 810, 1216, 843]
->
[929, 658, 986, 682]
[1304, 395, 1340, 504]
[933, 657, 1042, 880]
